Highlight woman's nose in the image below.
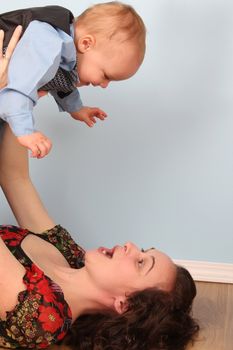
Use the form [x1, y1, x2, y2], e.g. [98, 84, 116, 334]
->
[123, 241, 138, 254]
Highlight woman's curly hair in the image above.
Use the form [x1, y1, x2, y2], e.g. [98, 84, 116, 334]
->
[62, 266, 199, 350]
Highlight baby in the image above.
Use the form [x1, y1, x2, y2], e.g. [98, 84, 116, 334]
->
[0, 2, 146, 158]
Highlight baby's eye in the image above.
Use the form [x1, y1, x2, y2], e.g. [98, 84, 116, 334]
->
[141, 248, 145, 252]
[138, 258, 144, 267]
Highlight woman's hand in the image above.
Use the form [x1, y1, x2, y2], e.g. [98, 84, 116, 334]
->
[0, 25, 22, 89]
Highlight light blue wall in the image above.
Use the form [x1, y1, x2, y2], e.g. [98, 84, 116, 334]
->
[1, 1, 233, 263]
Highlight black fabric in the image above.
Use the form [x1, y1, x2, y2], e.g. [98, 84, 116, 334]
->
[0, 6, 74, 48]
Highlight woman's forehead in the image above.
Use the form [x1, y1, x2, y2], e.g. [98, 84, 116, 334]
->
[145, 248, 174, 265]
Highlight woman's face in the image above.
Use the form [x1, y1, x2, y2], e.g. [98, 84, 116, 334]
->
[84, 242, 177, 297]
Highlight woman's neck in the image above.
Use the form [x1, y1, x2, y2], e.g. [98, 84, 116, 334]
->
[55, 265, 113, 320]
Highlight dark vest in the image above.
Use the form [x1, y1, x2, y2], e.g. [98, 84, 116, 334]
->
[0, 6, 74, 48]
[0, 6, 77, 97]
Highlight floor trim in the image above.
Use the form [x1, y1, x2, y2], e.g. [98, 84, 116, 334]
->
[174, 259, 233, 284]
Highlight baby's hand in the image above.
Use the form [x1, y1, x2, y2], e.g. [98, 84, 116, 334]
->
[17, 132, 52, 159]
[70, 106, 107, 127]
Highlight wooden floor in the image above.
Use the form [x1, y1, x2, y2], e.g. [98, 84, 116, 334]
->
[50, 282, 233, 350]
[0, 281, 232, 350]
[188, 281, 233, 350]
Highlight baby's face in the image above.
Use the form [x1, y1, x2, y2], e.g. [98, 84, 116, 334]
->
[76, 38, 143, 88]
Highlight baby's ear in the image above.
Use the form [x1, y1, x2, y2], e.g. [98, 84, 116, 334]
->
[77, 35, 96, 53]
[114, 296, 128, 314]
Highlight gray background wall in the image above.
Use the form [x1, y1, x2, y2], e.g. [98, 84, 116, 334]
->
[1, 0, 233, 263]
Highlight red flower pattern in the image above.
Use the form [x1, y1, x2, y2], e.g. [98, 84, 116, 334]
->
[38, 305, 63, 333]
[0, 224, 83, 349]
[0, 226, 27, 246]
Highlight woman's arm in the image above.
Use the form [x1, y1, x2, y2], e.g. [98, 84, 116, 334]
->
[0, 26, 22, 89]
[0, 125, 55, 232]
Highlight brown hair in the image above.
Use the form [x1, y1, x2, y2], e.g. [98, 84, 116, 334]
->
[76, 1, 146, 51]
[61, 266, 199, 350]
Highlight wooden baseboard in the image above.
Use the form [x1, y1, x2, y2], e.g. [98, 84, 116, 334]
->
[174, 259, 233, 284]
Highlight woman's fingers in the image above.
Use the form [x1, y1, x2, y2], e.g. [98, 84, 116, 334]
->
[0, 30, 4, 59]
[5, 25, 22, 60]
[0, 26, 22, 89]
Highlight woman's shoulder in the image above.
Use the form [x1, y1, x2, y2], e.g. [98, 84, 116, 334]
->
[0, 225, 29, 245]
[38, 225, 85, 268]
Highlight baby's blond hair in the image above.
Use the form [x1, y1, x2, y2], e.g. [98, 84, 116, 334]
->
[76, 1, 146, 51]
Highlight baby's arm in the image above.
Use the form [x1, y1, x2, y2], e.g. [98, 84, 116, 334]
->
[0, 21, 65, 158]
[50, 89, 107, 127]
[0, 125, 55, 232]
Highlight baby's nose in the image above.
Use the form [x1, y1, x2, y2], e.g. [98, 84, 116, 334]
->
[100, 81, 109, 88]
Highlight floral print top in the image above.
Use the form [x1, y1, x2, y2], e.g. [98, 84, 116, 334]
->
[0, 225, 85, 349]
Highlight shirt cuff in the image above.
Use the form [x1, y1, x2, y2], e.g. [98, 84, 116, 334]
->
[6, 113, 35, 137]
[50, 89, 83, 113]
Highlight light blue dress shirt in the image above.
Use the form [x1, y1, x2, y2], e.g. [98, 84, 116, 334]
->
[0, 20, 83, 137]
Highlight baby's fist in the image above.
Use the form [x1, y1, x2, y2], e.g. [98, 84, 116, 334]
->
[17, 132, 52, 159]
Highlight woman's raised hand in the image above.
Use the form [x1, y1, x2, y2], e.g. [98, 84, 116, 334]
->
[0, 25, 22, 89]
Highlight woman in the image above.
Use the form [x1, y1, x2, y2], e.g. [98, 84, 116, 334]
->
[0, 32, 199, 350]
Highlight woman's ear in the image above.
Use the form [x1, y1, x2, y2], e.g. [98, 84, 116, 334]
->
[77, 35, 96, 53]
[114, 296, 128, 314]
